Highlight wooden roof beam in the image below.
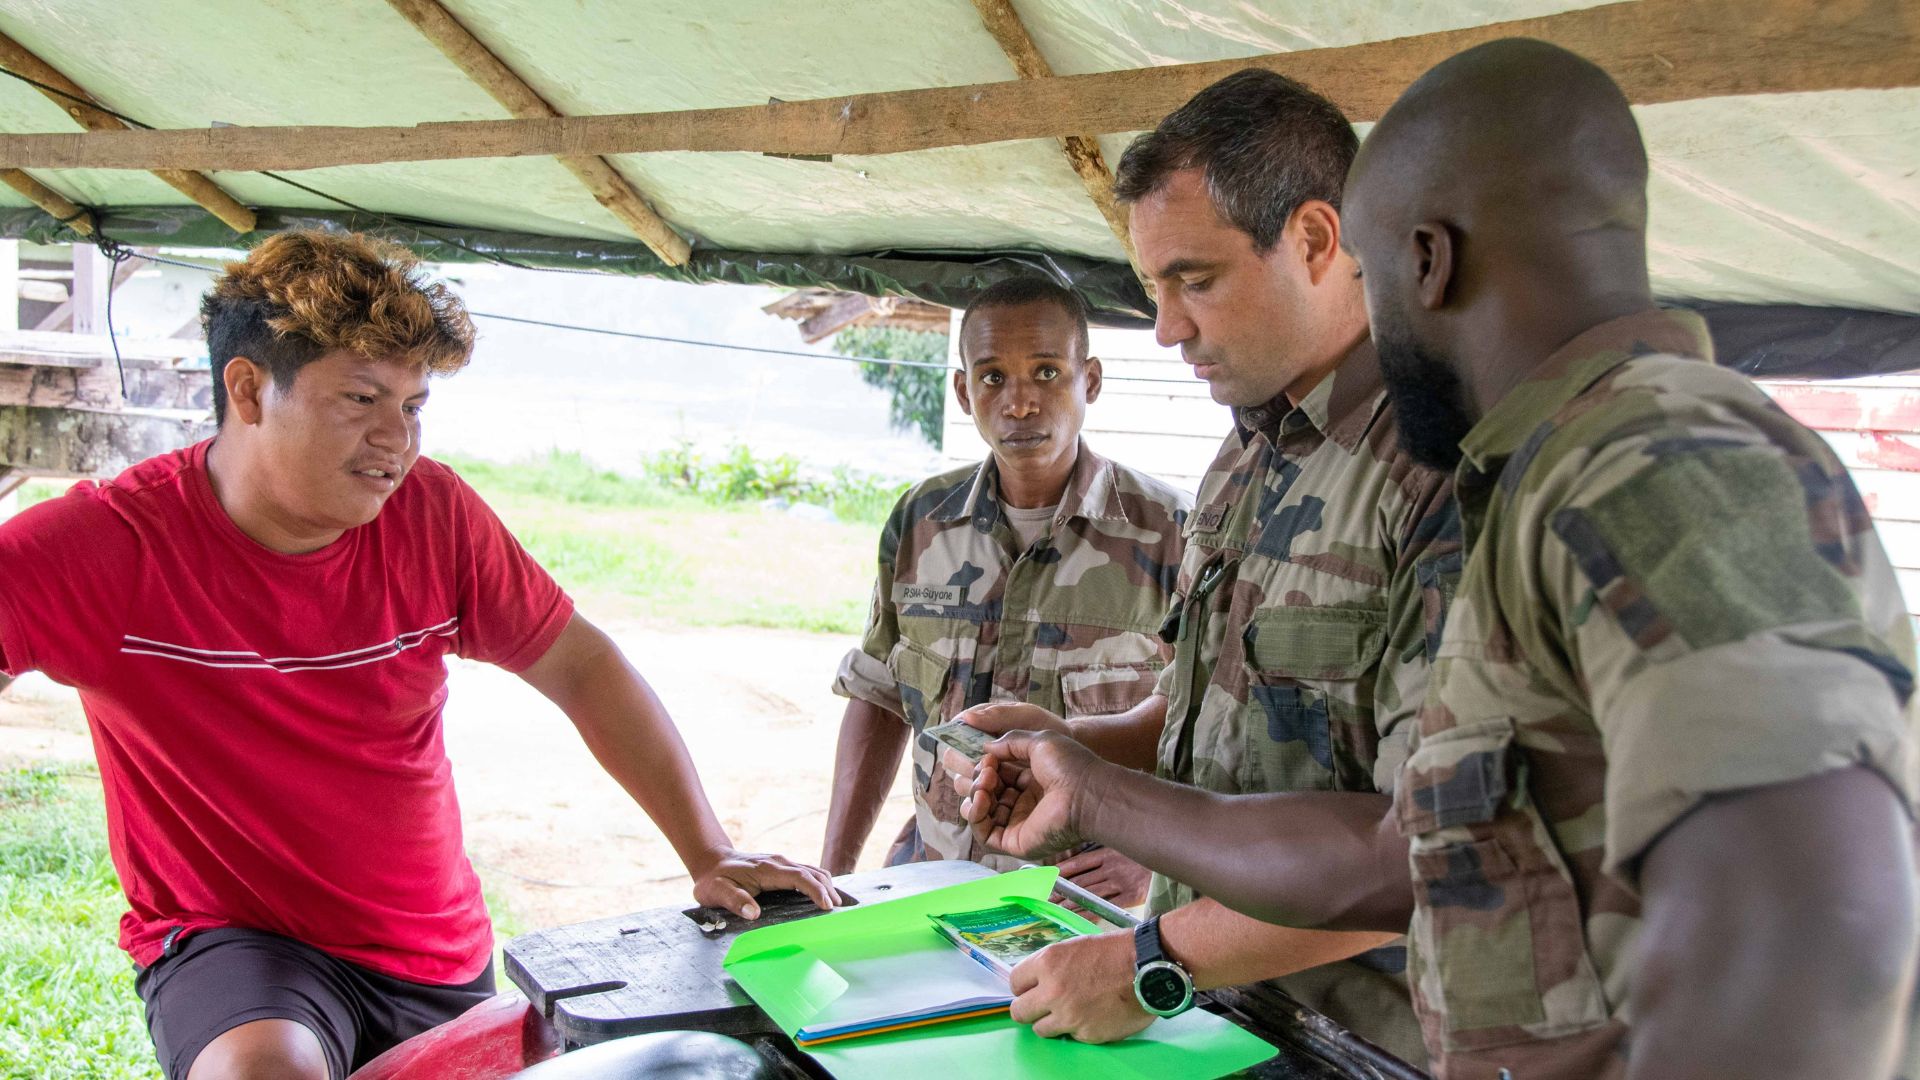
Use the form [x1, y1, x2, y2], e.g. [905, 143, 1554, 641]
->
[0, 30, 255, 233]
[0, 168, 89, 235]
[970, 0, 1146, 290]
[383, 0, 691, 266]
[0, 0, 1913, 173]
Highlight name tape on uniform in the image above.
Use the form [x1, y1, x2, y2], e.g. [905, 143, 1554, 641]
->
[892, 582, 965, 607]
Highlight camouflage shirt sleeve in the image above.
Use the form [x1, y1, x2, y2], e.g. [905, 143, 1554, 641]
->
[831, 490, 910, 717]
[1372, 464, 1460, 794]
[1532, 392, 1918, 881]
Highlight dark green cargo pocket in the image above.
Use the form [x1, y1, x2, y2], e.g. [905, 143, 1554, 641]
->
[1239, 605, 1386, 792]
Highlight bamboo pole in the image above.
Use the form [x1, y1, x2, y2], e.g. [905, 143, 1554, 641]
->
[0, 0, 1911, 175]
[383, 0, 690, 265]
[971, 0, 1147, 292]
[0, 168, 91, 236]
[0, 30, 255, 233]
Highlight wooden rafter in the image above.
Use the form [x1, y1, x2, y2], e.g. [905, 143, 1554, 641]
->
[763, 289, 951, 342]
[383, 0, 690, 266]
[970, 0, 1144, 288]
[0, 168, 90, 235]
[0, 30, 255, 233]
[0, 0, 1909, 174]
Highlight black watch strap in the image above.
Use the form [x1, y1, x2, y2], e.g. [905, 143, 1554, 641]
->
[1134, 915, 1168, 968]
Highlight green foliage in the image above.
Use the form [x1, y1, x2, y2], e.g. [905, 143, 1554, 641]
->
[0, 766, 529, 1080]
[0, 766, 162, 1079]
[634, 442, 907, 528]
[834, 326, 949, 447]
[13, 481, 64, 511]
[645, 442, 813, 504]
[440, 450, 688, 510]
[439, 450, 885, 635]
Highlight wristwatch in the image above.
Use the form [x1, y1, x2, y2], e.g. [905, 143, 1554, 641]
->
[1131, 915, 1195, 1018]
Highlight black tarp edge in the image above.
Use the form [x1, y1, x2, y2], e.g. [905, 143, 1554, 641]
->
[4, 205, 1917, 378]
[0, 204, 1158, 322]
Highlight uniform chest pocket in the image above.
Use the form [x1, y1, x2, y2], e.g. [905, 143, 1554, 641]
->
[1394, 718, 1610, 1053]
[1237, 605, 1386, 792]
[1059, 660, 1165, 719]
[887, 637, 957, 734]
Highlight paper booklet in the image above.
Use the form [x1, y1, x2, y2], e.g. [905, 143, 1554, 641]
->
[792, 898, 1084, 1046]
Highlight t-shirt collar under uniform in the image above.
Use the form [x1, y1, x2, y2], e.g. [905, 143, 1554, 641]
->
[928, 437, 1131, 532]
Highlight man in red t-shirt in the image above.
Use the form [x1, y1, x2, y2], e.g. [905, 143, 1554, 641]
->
[0, 231, 835, 1080]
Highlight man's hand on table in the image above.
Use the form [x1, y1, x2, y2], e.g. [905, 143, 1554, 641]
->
[689, 848, 837, 921]
[1009, 929, 1153, 1042]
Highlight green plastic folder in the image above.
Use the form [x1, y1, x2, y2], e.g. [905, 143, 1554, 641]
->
[723, 866, 1277, 1080]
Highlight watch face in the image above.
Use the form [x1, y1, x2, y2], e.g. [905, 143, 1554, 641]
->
[1138, 965, 1189, 1012]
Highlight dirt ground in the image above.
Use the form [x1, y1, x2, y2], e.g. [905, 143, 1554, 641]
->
[0, 618, 914, 934]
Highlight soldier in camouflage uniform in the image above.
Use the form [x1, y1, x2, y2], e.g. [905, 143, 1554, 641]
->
[946, 71, 1448, 1063]
[957, 38, 1919, 1080]
[1343, 40, 1920, 1079]
[822, 277, 1189, 882]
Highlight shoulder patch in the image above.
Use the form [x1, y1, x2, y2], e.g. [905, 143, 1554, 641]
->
[1550, 447, 1860, 652]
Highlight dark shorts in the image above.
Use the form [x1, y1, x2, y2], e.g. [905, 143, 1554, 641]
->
[134, 927, 495, 1080]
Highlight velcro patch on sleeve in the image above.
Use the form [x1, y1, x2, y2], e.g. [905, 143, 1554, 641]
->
[1549, 448, 1859, 652]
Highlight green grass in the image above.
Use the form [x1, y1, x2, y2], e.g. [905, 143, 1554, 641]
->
[443, 451, 878, 636]
[0, 765, 162, 1079]
[14, 481, 62, 512]
[0, 765, 529, 1079]
[16, 450, 886, 637]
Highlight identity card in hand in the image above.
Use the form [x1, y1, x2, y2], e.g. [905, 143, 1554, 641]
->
[926, 719, 993, 764]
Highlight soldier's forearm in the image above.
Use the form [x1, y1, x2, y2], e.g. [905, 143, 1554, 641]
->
[1076, 764, 1412, 932]
[1065, 693, 1168, 770]
[1629, 766, 1918, 1080]
[1160, 898, 1400, 989]
[821, 697, 910, 875]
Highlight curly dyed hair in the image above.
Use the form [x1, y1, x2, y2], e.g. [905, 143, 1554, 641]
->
[201, 230, 476, 424]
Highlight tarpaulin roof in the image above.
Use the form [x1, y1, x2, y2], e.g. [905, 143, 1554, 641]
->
[0, 0, 1915, 367]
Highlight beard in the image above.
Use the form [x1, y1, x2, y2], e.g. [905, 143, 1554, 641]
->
[1374, 312, 1476, 472]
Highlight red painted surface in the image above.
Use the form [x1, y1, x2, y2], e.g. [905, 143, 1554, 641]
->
[1861, 433, 1920, 473]
[349, 991, 561, 1080]
[1767, 384, 1920, 434]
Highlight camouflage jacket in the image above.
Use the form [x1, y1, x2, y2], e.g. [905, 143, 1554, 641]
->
[835, 441, 1189, 868]
[1396, 309, 1920, 1079]
[1151, 339, 1458, 1068]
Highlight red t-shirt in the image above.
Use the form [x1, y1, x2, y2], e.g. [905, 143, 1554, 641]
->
[0, 441, 572, 984]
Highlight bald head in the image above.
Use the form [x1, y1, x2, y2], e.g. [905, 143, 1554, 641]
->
[1344, 38, 1659, 469]
[1348, 37, 1648, 257]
